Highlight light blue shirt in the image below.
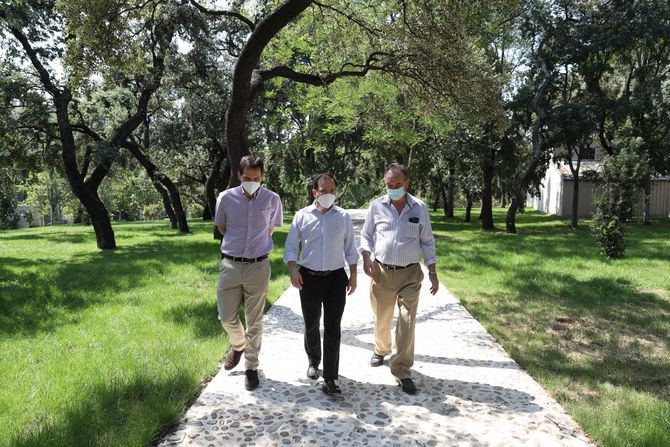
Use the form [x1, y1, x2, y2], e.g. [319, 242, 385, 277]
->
[284, 204, 359, 271]
[359, 193, 437, 267]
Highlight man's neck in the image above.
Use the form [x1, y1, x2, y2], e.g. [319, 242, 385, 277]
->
[391, 196, 407, 213]
[315, 202, 333, 214]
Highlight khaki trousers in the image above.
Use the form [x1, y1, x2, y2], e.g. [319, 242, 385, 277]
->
[370, 262, 423, 379]
[217, 257, 271, 370]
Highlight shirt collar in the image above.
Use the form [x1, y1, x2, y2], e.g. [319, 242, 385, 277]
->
[310, 202, 336, 215]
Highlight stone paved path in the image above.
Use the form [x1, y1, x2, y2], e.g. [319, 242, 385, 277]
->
[159, 210, 594, 447]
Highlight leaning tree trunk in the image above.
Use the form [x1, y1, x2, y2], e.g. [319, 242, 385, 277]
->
[160, 176, 189, 233]
[481, 149, 495, 230]
[123, 140, 189, 233]
[224, 0, 314, 185]
[153, 178, 177, 228]
[643, 175, 652, 225]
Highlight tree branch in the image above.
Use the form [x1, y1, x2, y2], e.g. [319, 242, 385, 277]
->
[190, 0, 255, 31]
[254, 52, 398, 88]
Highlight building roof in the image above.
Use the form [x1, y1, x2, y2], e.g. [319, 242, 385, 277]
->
[558, 160, 603, 179]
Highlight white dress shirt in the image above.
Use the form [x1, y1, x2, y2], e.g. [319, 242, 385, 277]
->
[284, 204, 359, 271]
[359, 193, 437, 266]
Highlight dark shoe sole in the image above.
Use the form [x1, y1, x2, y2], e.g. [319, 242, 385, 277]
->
[370, 356, 385, 367]
[321, 385, 342, 396]
[224, 350, 244, 371]
[396, 378, 417, 395]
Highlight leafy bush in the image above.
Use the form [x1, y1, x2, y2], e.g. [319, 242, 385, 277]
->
[592, 145, 648, 258]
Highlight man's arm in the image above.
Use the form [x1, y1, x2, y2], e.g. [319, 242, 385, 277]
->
[269, 196, 284, 236]
[359, 202, 377, 278]
[420, 205, 439, 295]
[214, 193, 226, 237]
[284, 214, 303, 289]
[344, 214, 359, 294]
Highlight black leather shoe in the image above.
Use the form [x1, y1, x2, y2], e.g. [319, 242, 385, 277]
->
[224, 349, 244, 371]
[321, 379, 342, 395]
[397, 378, 417, 395]
[370, 353, 385, 367]
[306, 365, 319, 380]
[244, 369, 259, 390]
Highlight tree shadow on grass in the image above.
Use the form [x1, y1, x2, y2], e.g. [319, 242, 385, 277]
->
[0, 236, 221, 337]
[10, 371, 201, 447]
[478, 268, 670, 401]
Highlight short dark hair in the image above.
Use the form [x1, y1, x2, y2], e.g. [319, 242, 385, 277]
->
[385, 163, 409, 179]
[239, 155, 264, 174]
[312, 173, 337, 190]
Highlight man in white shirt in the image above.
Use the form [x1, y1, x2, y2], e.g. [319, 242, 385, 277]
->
[284, 174, 359, 395]
[360, 163, 439, 394]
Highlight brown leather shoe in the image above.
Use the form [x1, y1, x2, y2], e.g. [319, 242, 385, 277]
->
[223, 349, 244, 371]
[244, 369, 259, 390]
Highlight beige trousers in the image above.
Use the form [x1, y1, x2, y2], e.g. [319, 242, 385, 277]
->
[370, 262, 423, 379]
[216, 257, 271, 370]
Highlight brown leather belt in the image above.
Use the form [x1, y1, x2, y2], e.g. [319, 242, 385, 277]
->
[376, 260, 418, 270]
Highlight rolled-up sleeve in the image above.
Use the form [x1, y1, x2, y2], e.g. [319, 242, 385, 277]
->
[283, 213, 300, 263]
[359, 202, 376, 254]
[420, 205, 437, 265]
[214, 193, 225, 226]
[343, 214, 359, 265]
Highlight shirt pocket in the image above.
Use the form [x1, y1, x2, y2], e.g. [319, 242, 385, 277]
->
[400, 217, 421, 241]
[250, 206, 273, 230]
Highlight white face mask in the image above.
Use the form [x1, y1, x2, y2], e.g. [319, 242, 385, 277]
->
[241, 181, 261, 195]
[316, 193, 336, 209]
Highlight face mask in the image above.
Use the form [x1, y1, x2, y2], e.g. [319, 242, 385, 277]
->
[241, 181, 261, 195]
[387, 186, 405, 201]
[316, 193, 336, 209]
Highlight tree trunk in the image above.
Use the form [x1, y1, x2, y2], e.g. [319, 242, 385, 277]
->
[445, 170, 455, 218]
[643, 175, 652, 225]
[55, 95, 117, 248]
[481, 149, 495, 230]
[122, 140, 189, 233]
[465, 196, 473, 223]
[225, 0, 314, 185]
[506, 193, 522, 233]
[153, 178, 177, 228]
[571, 176, 580, 229]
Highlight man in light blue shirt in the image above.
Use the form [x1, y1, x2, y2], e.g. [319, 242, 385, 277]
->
[284, 173, 359, 395]
[360, 163, 439, 395]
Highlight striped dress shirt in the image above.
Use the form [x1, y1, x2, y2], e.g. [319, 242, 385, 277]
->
[284, 204, 359, 271]
[359, 193, 437, 267]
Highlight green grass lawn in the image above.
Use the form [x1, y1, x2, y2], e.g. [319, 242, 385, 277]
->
[2, 210, 668, 446]
[433, 208, 670, 447]
[0, 219, 290, 447]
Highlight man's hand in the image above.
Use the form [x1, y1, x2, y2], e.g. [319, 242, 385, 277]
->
[347, 273, 357, 295]
[429, 273, 439, 295]
[362, 252, 376, 278]
[288, 262, 303, 290]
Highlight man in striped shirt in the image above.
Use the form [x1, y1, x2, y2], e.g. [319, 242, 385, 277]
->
[284, 174, 359, 395]
[360, 163, 439, 394]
